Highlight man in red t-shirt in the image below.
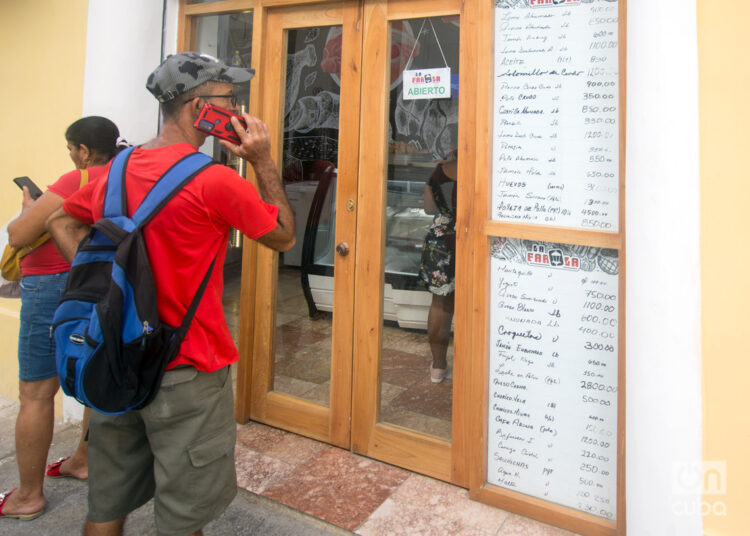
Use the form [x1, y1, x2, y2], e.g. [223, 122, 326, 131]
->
[47, 52, 295, 536]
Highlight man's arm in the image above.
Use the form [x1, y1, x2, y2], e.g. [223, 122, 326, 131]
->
[222, 115, 295, 252]
[46, 207, 90, 263]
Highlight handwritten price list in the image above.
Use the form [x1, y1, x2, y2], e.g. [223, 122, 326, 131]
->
[492, 0, 620, 231]
[487, 238, 619, 520]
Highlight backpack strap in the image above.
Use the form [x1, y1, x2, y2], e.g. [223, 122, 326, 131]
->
[103, 146, 135, 219]
[131, 152, 214, 227]
[102, 147, 213, 226]
[165, 253, 218, 359]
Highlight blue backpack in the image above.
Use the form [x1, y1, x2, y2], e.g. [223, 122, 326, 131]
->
[53, 146, 216, 414]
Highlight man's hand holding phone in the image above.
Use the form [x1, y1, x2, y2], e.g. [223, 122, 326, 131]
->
[221, 115, 273, 166]
[193, 103, 247, 144]
[193, 103, 273, 166]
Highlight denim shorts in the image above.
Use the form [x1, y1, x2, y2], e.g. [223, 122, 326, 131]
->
[18, 272, 68, 382]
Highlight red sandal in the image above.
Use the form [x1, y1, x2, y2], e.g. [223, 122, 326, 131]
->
[0, 488, 45, 521]
[45, 457, 87, 481]
[45, 457, 68, 478]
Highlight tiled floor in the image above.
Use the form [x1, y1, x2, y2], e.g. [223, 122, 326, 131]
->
[235, 420, 580, 536]
[225, 263, 580, 535]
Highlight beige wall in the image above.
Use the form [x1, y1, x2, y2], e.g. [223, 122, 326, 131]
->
[698, 1, 750, 533]
[0, 0, 89, 400]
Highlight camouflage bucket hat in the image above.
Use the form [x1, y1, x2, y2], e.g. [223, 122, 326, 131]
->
[146, 52, 255, 103]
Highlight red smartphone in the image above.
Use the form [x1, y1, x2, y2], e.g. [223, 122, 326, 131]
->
[193, 103, 247, 145]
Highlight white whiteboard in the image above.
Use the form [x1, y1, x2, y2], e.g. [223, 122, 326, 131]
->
[487, 238, 618, 521]
[492, 0, 620, 231]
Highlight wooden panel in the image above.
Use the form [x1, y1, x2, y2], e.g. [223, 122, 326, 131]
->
[249, 249, 278, 421]
[368, 424, 452, 482]
[235, 0, 267, 423]
[183, 0, 340, 17]
[184, 0, 256, 16]
[256, 0, 335, 7]
[468, 0, 494, 502]
[385, 0, 459, 19]
[183, 0, 340, 16]
[484, 222, 621, 250]
[177, 1, 190, 51]
[235, 239, 258, 422]
[263, 392, 331, 441]
[274, 3, 341, 27]
[350, 0, 389, 456]
[327, 0, 363, 449]
[248, 5, 285, 423]
[471, 485, 616, 536]
[450, 0, 476, 489]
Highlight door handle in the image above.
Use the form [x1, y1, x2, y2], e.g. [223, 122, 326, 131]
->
[336, 242, 350, 256]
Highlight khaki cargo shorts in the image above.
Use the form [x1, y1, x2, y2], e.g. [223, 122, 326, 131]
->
[87, 366, 237, 535]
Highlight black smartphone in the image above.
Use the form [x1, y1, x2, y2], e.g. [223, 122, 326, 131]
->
[13, 176, 43, 200]
[193, 103, 247, 145]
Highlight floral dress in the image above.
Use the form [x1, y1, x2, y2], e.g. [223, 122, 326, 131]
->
[418, 163, 457, 296]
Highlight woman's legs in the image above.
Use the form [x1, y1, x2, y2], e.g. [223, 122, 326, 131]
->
[427, 292, 455, 371]
[55, 407, 89, 479]
[4, 384, 90, 516]
[3, 271, 87, 515]
[3, 377, 59, 515]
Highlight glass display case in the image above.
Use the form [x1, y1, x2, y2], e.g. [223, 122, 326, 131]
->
[298, 156, 435, 329]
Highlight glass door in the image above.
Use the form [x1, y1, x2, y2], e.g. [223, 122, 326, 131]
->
[351, 0, 460, 483]
[246, 2, 361, 448]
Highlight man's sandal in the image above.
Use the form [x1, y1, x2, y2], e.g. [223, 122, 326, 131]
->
[0, 489, 45, 521]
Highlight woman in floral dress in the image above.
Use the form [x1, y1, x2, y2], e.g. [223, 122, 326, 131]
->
[418, 153, 457, 383]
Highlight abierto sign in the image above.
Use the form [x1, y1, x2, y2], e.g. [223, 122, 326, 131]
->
[402, 67, 451, 100]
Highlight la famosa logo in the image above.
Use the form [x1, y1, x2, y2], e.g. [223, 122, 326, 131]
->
[530, 0, 581, 7]
[410, 71, 443, 85]
[526, 244, 580, 270]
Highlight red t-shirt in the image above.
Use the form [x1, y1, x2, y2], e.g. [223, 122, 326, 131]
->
[20, 166, 107, 276]
[63, 143, 279, 372]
